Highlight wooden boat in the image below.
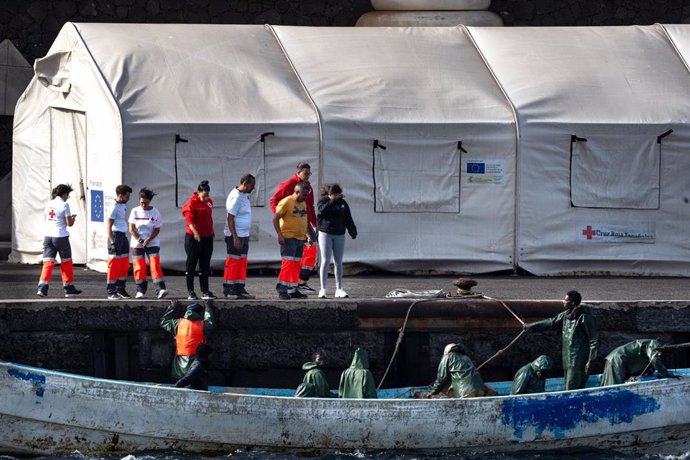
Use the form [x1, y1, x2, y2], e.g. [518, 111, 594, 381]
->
[2, 360, 689, 456]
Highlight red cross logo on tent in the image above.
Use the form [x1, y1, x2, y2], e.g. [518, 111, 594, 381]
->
[48, 209, 56, 219]
[582, 225, 595, 240]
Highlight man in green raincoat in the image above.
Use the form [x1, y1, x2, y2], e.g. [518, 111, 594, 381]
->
[338, 348, 377, 398]
[160, 300, 215, 380]
[510, 355, 553, 395]
[600, 339, 668, 386]
[425, 343, 492, 398]
[295, 350, 335, 397]
[524, 290, 598, 390]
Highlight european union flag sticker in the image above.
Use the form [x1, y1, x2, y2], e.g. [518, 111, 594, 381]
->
[466, 162, 485, 174]
[91, 190, 104, 222]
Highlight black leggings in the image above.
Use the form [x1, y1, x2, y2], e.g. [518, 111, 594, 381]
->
[184, 234, 214, 293]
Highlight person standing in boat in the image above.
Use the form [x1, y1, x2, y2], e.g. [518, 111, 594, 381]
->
[160, 300, 215, 380]
[295, 350, 335, 398]
[424, 342, 495, 398]
[175, 343, 214, 391]
[523, 290, 598, 390]
[600, 339, 669, 386]
[270, 162, 318, 292]
[339, 347, 377, 398]
[510, 355, 553, 395]
[36, 184, 83, 298]
[222, 173, 256, 300]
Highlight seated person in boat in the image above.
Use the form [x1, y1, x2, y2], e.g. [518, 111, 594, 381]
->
[160, 300, 215, 380]
[600, 339, 669, 386]
[338, 347, 378, 398]
[295, 350, 336, 397]
[423, 342, 497, 398]
[175, 343, 213, 391]
[510, 355, 553, 395]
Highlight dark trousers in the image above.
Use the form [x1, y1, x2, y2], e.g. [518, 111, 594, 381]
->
[184, 234, 213, 293]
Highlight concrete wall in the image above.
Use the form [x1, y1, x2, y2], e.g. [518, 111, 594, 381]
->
[1, 299, 689, 390]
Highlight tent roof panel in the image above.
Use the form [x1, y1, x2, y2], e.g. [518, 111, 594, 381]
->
[272, 26, 514, 124]
[469, 25, 690, 124]
[72, 23, 317, 125]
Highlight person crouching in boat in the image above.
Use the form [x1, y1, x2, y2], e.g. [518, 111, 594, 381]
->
[295, 350, 336, 397]
[600, 339, 669, 386]
[338, 348, 378, 398]
[175, 343, 214, 391]
[423, 343, 497, 398]
[510, 355, 553, 395]
[160, 300, 215, 380]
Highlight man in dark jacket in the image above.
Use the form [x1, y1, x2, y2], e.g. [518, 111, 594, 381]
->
[175, 343, 213, 391]
[600, 339, 668, 386]
[295, 350, 335, 398]
[338, 348, 377, 398]
[424, 343, 493, 398]
[524, 290, 598, 390]
[160, 300, 215, 380]
[511, 355, 553, 395]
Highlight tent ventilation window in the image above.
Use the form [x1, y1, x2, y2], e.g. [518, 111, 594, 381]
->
[372, 139, 461, 213]
[569, 131, 670, 210]
[173, 133, 267, 208]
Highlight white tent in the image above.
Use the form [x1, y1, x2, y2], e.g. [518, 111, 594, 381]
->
[13, 23, 690, 275]
[272, 26, 516, 273]
[11, 23, 319, 271]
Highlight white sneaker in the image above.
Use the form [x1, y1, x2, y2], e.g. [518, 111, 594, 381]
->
[318, 289, 327, 298]
[157, 289, 168, 299]
[334, 289, 349, 298]
[135, 292, 145, 299]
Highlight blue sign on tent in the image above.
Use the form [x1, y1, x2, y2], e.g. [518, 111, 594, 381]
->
[466, 162, 485, 174]
[90, 190, 104, 222]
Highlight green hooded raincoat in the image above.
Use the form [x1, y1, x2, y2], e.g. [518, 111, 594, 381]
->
[160, 302, 215, 380]
[296, 362, 334, 398]
[429, 344, 486, 398]
[338, 348, 378, 399]
[510, 355, 553, 395]
[600, 339, 668, 386]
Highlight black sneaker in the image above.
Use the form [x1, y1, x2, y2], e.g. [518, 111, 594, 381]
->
[236, 292, 256, 300]
[116, 290, 131, 299]
[187, 291, 199, 300]
[107, 293, 120, 300]
[278, 292, 291, 300]
[201, 292, 217, 300]
[36, 286, 48, 297]
[64, 286, 82, 298]
[290, 290, 308, 299]
[298, 283, 315, 292]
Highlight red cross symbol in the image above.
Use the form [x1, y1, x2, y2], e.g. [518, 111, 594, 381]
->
[582, 225, 595, 240]
[48, 209, 56, 219]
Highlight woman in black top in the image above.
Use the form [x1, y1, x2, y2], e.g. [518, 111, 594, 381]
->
[317, 184, 357, 298]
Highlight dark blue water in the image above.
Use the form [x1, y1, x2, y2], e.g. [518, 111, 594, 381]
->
[2, 450, 689, 460]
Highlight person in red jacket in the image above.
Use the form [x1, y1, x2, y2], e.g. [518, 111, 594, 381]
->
[181, 180, 216, 300]
[270, 162, 318, 292]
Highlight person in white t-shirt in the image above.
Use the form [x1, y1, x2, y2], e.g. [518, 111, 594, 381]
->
[222, 173, 256, 299]
[36, 184, 82, 297]
[128, 187, 167, 299]
[107, 184, 133, 299]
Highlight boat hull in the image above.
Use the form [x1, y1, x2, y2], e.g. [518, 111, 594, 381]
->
[2, 362, 690, 455]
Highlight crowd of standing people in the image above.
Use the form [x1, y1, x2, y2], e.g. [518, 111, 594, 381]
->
[37, 161, 358, 301]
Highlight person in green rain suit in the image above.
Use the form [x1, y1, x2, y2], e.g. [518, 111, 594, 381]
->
[338, 348, 378, 398]
[424, 342, 492, 398]
[600, 339, 669, 386]
[524, 290, 598, 390]
[160, 300, 215, 380]
[295, 350, 335, 397]
[510, 355, 553, 395]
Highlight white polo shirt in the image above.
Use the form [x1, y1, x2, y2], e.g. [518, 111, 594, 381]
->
[44, 196, 71, 238]
[128, 206, 163, 248]
[224, 188, 252, 238]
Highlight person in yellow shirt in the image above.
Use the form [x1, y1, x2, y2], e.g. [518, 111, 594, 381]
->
[273, 182, 309, 299]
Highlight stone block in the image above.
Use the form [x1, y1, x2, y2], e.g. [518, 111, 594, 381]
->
[6, 305, 78, 331]
[217, 304, 288, 330]
[0, 332, 92, 369]
[637, 304, 690, 332]
[78, 304, 150, 331]
[136, 331, 173, 368]
[591, 302, 637, 331]
[287, 302, 357, 330]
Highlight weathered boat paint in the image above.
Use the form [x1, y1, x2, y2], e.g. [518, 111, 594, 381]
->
[1, 361, 689, 456]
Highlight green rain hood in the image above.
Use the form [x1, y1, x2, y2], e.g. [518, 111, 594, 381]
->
[510, 355, 553, 395]
[430, 343, 486, 398]
[600, 339, 668, 386]
[338, 348, 377, 399]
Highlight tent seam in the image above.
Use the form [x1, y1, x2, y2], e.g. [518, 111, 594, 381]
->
[461, 25, 520, 273]
[266, 25, 324, 184]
